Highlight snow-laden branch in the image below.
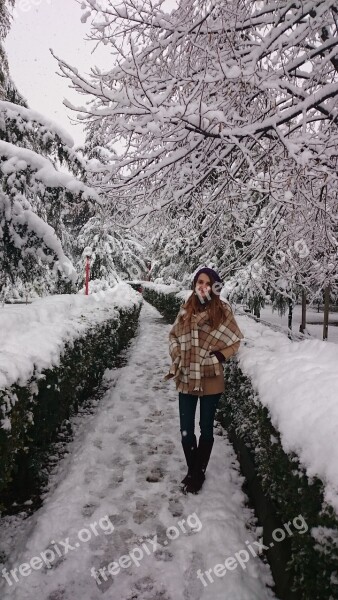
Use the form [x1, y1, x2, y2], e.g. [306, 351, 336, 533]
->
[0, 190, 77, 281]
[0, 140, 100, 201]
[0, 100, 74, 147]
[53, 0, 338, 235]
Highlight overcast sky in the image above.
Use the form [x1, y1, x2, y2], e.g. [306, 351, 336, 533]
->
[5, 0, 176, 149]
[5, 0, 109, 147]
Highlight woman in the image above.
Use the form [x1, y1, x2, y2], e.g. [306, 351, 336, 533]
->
[163, 267, 244, 494]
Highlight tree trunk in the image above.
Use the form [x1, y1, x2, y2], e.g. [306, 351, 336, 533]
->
[254, 308, 261, 318]
[323, 286, 330, 340]
[288, 298, 293, 330]
[299, 290, 306, 333]
[253, 299, 261, 319]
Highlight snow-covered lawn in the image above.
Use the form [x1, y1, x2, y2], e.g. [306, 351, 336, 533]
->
[0, 301, 275, 600]
[249, 304, 338, 345]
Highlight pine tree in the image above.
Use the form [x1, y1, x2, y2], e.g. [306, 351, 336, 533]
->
[75, 206, 147, 288]
[0, 1, 100, 299]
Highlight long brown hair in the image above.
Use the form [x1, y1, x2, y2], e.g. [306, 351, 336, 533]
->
[179, 274, 230, 331]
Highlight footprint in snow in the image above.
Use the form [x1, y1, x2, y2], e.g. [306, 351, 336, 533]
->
[150, 409, 163, 418]
[83, 467, 98, 485]
[145, 465, 165, 483]
[118, 528, 140, 545]
[81, 503, 98, 518]
[135, 452, 146, 465]
[146, 443, 158, 455]
[168, 497, 184, 518]
[111, 454, 130, 467]
[109, 470, 124, 485]
[154, 547, 174, 562]
[111, 513, 127, 526]
[133, 396, 145, 404]
[183, 551, 205, 600]
[119, 431, 139, 446]
[158, 441, 175, 455]
[130, 577, 172, 600]
[47, 589, 66, 600]
[133, 498, 161, 524]
[135, 425, 149, 434]
[133, 575, 154, 593]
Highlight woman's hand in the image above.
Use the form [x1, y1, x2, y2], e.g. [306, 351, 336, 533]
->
[210, 350, 226, 363]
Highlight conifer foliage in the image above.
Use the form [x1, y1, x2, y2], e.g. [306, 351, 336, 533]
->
[0, 1, 100, 299]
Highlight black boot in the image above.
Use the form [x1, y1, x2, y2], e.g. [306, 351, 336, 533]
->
[185, 438, 214, 494]
[181, 435, 197, 486]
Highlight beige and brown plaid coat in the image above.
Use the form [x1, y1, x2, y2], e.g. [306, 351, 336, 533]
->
[163, 301, 244, 395]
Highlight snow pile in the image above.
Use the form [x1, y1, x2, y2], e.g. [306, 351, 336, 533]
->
[0, 283, 142, 393]
[238, 315, 338, 513]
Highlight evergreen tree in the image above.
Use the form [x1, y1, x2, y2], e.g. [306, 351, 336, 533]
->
[75, 206, 147, 287]
[0, 1, 100, 299]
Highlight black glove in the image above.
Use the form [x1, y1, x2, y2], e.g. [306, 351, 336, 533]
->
[210, 350, 226, 363]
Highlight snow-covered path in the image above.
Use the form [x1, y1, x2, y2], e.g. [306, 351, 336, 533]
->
[1, 301, 275, 600]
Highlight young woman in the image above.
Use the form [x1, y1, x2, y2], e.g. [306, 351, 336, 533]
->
[164, 267, 243, 494]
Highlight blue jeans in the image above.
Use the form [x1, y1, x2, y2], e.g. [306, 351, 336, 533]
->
[178, 392, 222, 443]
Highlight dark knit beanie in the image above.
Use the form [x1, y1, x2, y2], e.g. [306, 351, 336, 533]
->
[193, 267, 223, 287]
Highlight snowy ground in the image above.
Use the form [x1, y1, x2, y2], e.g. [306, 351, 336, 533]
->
[250, 304, 338, 345]
[0, 300, 275, 600]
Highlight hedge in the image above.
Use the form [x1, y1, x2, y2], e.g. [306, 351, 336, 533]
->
[0, 302, 141, 514]
[217, 360, 338, 600]
[141, 285, 182, 322]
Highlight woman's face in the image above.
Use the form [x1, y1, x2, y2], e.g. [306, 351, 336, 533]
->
[195, 273, 212, 299]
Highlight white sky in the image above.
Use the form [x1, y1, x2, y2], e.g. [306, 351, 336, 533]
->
[5, 0, 109, 147]
[5, 0, 177, 149]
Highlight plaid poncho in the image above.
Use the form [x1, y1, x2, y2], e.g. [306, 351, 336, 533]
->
[163, 301, 244, 394]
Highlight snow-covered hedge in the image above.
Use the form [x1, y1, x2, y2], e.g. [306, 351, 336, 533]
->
[0, 283, 142, 512]
[218, 362, 338, 600]
[140, 282, 184, 321]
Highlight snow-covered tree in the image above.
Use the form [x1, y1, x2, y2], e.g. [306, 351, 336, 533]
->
[0, 1, 22, 105]
[0, 1, 103, 298]
[54, 0, 338, 301]
[75, 205, 147, 286]
[0, 98, 102, 298]
[56, 0, 338, 220]
[0, 0, 13, 98]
